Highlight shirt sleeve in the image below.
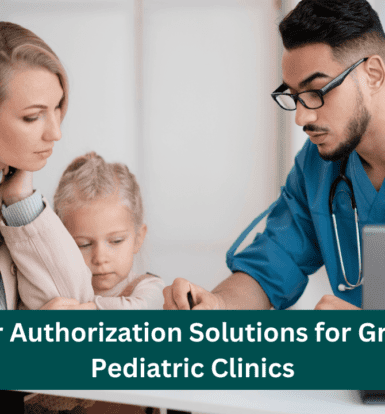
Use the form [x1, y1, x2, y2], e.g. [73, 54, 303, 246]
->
[95, 276, 165, 310]
[0, 197, 95, 309]
[0, 191, 45, 310]
[227, 142, 324, 310]
[2, 190, 44, 227]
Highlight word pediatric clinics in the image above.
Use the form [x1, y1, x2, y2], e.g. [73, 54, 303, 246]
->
[92, 357, 295, 379]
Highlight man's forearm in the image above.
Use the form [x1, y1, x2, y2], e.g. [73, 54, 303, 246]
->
[211, 272, 272, 310]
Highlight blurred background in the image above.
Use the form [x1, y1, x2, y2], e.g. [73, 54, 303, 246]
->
[0, 0, 379, 309]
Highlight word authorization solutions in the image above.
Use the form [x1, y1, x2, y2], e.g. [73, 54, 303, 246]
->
[8, 322, 308, 343]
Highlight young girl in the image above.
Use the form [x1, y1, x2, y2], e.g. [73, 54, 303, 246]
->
[26, 152, 164, 412]
[53, 151, 164, 310]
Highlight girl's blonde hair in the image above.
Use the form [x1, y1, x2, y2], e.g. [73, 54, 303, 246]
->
[54, 152, 144, 228]
[0, 22, 68, 117]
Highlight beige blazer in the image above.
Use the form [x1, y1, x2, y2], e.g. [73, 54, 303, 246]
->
[0, 198, 95, 310]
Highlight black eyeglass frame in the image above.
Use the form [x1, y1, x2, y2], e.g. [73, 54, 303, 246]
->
[271, 57, 369, 111]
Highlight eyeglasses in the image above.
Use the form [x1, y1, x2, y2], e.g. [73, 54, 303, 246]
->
[271, 57, 368, 111]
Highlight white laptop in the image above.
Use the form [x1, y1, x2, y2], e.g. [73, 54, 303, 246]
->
[362, 225, 385, 310]
[361, 225, 385, 403]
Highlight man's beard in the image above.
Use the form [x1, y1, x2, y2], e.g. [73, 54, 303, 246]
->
[319, 96, 371, 162]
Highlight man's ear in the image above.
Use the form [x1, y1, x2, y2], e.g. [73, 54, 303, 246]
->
[364, 55, 385, 94]
[134, 223, 147, 254]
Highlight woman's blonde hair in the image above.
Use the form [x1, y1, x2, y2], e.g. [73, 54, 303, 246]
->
[0, 22, 68, 117]
[54, 152, 144, 228]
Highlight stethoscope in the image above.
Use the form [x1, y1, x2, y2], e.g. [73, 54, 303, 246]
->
[329, 157, 363, 292]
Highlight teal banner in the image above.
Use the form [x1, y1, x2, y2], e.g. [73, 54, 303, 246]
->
[2, 310, 385, 390]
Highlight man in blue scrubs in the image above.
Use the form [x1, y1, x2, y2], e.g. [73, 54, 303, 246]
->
[164, 0, 385, 311]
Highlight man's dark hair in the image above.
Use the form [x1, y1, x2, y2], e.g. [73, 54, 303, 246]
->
[279, 0, 385, 63]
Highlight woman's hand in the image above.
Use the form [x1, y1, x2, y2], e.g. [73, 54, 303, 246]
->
[0, 168, 33, 206]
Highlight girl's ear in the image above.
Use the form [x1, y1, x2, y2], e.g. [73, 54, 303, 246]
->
[134, 223, 147, 254]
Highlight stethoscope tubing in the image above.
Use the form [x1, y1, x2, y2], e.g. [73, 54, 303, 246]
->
[329, 157, 363, 291]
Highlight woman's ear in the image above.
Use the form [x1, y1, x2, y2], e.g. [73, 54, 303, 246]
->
[134, 223, 147, 254]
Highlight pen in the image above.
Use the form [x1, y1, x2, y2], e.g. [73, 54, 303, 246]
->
[187, 292, 194, 309]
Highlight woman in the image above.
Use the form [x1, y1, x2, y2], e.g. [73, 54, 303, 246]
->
[0, 22, 96, 310]
[0, 22, 164, 413]
[0, 21, 157, 414]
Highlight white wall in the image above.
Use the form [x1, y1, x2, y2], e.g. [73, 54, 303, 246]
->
[141, 0, 279, 289]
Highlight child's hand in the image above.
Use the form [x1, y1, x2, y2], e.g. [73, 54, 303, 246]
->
[0, 168, 34, 206]
[119, 274, 156, 297]
[39, 297, 96, 310]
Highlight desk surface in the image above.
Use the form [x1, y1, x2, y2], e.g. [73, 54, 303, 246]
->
[23, 389, 385, 413]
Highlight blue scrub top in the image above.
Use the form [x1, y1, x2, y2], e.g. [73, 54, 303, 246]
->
[227, 139, 383, 309]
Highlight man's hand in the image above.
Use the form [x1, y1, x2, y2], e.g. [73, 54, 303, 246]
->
[1, 169, 34, 206]
[39, 297, 96, 310]
[314, 295, 360, 310]
[163, 278, 224, 310]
